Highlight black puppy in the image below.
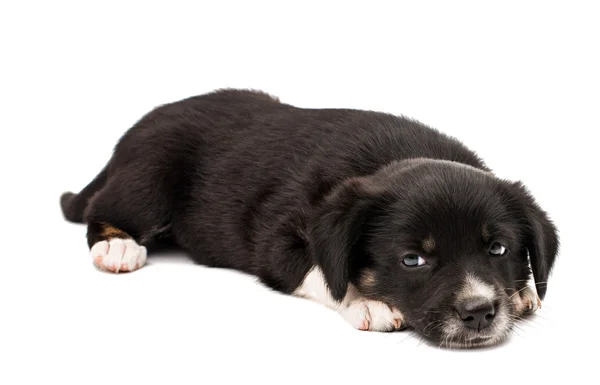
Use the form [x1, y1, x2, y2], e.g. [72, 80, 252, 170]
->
[61, 89, 558, 348]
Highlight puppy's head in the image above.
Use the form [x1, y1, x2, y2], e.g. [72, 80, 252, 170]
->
[309, 158, 559, 348]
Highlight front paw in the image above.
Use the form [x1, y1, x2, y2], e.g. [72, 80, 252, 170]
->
[90, 239, 147, 273]
[340, 299, 404, 332]
[512, 286, 542, 316]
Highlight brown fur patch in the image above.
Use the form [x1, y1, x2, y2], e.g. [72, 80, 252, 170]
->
[360, 269, 377, 289]
[482, 225, 491, 242]
[100, 223, 131, 240]
[422, 235, 436, 253]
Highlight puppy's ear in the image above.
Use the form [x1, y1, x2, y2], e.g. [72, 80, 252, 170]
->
[512, 182, 560, 300]
[308, 176, 385, 302]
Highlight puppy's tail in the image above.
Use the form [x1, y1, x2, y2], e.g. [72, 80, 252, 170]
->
[60, 166, 109, 223]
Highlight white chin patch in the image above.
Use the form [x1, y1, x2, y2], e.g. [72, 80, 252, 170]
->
[440, 273, 512, 347]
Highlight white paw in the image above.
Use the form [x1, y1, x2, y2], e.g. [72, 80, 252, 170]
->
[340, 299, 404, 332]
[90, 238, 147, 273]
[512, 286, 541, 316]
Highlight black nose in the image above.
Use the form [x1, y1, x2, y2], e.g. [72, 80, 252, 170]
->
[457, 297, 496, 331]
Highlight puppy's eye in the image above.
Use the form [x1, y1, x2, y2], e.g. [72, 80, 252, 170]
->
[402, 254, 427, 267]
[489, 242, 507, 256]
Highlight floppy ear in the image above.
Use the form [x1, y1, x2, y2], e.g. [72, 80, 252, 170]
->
[307, 177, 384, 302]
[512, 182, 560, 300]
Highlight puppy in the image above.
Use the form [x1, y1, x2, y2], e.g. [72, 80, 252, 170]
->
[60, 89, 559, 348]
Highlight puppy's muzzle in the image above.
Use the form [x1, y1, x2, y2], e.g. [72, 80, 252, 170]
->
[456, 297, 496, 331]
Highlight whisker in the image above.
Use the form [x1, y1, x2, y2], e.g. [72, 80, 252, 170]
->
[511, 327, 525, 340]
[424, 323, 445, 338]
[532, 313, 550, 321]
[510, 320, 529, 332]
[512, 279, 549, 285]
[422, 321, 437, 335]
[509, 315, 546, 330]
[395, 331, 417, 345]
[526, 314, 550, 326]
[509, 286, 532, 299]
[537, 304, 554, 311]
[422, 321, 443, 336]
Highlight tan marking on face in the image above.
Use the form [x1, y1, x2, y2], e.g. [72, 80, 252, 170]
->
[100, 223, 131, 240]
[482, 225, 491, 242]
[422, 235, 436, 253]
[360, 270, 376, 289]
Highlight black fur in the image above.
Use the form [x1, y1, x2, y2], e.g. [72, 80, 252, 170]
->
[61, 89, 559, 346]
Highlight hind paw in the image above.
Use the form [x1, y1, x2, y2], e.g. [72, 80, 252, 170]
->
[90, 238, 147, 273]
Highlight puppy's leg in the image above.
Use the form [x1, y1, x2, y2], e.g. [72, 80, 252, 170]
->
[87, 222, 147, 273]
[293, 267, 404, 332]
[82, 171, 174, 274]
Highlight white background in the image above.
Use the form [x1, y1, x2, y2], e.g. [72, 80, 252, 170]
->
[1, 1, 599, 384]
